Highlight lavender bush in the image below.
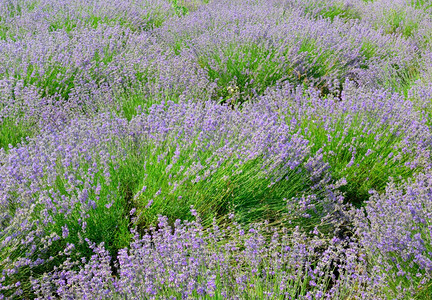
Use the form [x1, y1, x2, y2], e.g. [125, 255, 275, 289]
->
[32, 211, 381, 300]
[0, 100, 333, 297]
[261, 81, 431, 204]
[2, 0, 432, 298]
[0, 0, 175, 39]
[157, 0, 419, 101]
[356, 172, 432, 298]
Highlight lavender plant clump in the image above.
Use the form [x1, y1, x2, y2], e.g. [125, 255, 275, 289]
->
[1, 0, 432, 299]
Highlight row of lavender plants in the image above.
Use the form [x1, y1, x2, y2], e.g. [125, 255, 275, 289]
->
[1, 0, 432, 298]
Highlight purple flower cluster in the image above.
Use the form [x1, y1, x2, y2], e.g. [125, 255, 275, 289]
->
[0, 99, 333, 297]
[32, 212, 379, 300]
[257, 81, 431, 204]
[356, 172, 432, 297]
[0, 113, 132, 297]
[157, 0, 418, 101]
[129, 99, 332, 226]
[0, 0, 174, 38]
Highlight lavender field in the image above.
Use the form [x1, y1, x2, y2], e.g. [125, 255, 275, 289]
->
[2, 0, 432, 298]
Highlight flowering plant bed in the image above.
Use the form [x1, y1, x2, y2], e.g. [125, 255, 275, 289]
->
[1, 0, 432, 298]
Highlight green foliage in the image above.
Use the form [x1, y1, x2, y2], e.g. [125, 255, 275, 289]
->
[47, 12, 167, 33]
[198, 41, 325, 104]
[298, 109, 421, 206]
[197, 42, 291, 104]
[320, 5, 360, 21]
[0, 23, 16, 41]
[411, 0, 432, 9]
[48, 16, 80, 32]
[305, 3, 361, 21]
[169, 0, 208, 15]
[386, 63, 420, 96]
[382, 9, 419, 38]
[0, 117, 34, 150]
[297, 39, 336, 90]
[169, 0, 190, 16]
[34, 150, 133, 262]
[117, 91, 153, 121]
[129, 138, 318, 231]
[1, 44, 119, 99]
[360, 40, 420, 94]
[416, 282, 432, 299]
[360, 41, 378, 63]
[197, 37, 362, 104]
